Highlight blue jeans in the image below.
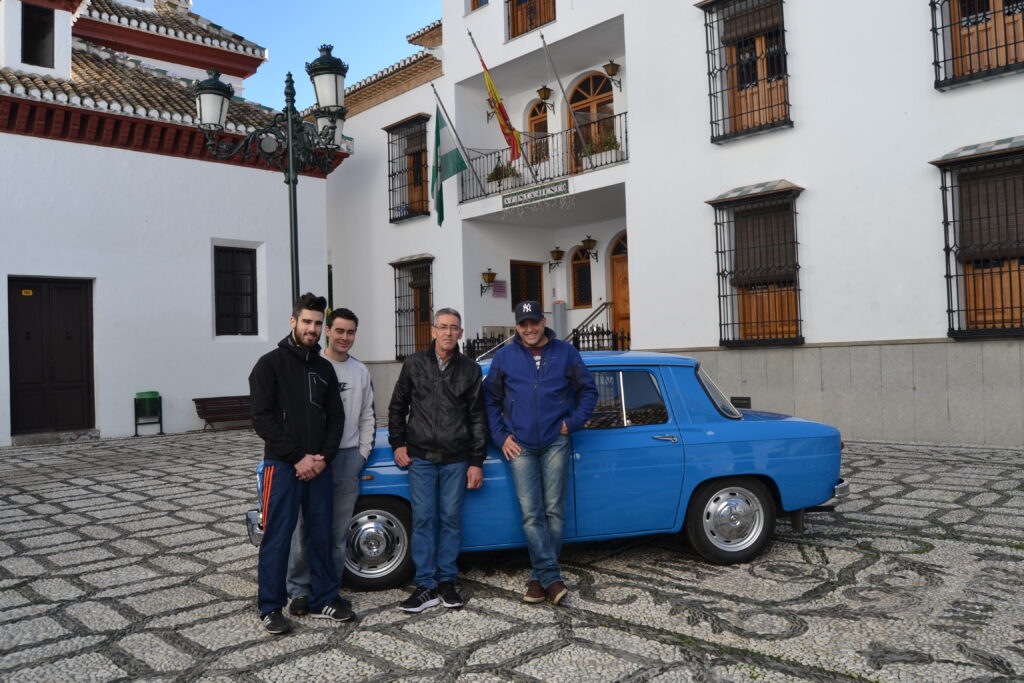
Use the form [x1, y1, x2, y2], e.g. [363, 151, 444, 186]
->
[287, 447, 363, 598]
[257, 459, 337, 616]
[407, 457, 469, 589]
[508, 434, 570, 588]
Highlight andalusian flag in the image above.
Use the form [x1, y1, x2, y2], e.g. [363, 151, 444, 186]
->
[479, 56, 523, 160]
[431, 104, 467, 227]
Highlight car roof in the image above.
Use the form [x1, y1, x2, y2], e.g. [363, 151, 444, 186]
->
[479, 350, 697, 371]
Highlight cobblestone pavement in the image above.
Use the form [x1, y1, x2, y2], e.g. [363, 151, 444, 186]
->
[1, 432, 1022, 682]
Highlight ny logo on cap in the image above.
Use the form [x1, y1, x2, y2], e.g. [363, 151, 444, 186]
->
[522, 303, 532, 313]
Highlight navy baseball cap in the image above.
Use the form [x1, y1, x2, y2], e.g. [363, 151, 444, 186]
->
[514, 300, 544, 324]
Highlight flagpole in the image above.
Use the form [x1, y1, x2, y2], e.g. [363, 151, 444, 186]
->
[466, 29, 540, 185]
[539, 31, 593, 170]
[431, 83, 487, 195]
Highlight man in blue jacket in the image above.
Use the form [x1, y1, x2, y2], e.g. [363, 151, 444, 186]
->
[483, 300, 597, 605]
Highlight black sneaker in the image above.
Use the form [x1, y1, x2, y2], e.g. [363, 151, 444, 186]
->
[288, 596, 309, 617]
[437, 582, 463, 609]
[311, 598, 354, 622]
[399, 586, 439, 613]
[261, 609, 292, 635]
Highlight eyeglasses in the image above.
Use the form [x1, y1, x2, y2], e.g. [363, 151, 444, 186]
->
[433, 325, 461, 333]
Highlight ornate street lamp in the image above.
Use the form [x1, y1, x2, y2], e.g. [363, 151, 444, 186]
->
[193, 45, 349, 301]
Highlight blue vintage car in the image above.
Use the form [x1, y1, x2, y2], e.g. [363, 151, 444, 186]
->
[248, 351, 848, 590]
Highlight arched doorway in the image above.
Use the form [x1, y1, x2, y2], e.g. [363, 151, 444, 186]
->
[568, 73, 614, 173]
[609, 233, 630, 338]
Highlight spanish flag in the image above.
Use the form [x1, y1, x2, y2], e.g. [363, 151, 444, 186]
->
[479, 55, 523, 160]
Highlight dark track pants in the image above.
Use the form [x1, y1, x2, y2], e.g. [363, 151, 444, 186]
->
[257, 460, 337, 616]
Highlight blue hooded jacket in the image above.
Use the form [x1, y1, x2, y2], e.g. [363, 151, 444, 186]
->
[483, 328, 598, 450]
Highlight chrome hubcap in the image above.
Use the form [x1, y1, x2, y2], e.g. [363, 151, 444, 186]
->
[346, 509, 408, 579]
[701, 486, 764, 552]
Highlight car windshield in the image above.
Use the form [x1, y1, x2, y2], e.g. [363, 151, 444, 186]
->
[696, 365, 742, 419]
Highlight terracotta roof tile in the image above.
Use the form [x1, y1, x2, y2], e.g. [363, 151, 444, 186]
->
[83, 0, 266, 58]
[0, 43, 275, 131]
[407, 19, 442, 48]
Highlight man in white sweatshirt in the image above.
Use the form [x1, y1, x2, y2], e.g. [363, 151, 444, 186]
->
[286, 307, 376, 618]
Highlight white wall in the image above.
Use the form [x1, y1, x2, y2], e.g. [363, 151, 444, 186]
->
[622, 0, 1022, 349]
[0, 133, 328, 445]
[326, 82, 468, 363]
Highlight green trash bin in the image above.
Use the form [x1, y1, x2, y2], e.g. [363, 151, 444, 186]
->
[136, 391, 160, 418]
[134, 391, 163, 436]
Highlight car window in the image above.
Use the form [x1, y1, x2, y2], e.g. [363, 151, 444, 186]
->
[584, 370, 668, 429]
[585, 371, 624, 429]
[696, 365, 742, 419]
[622, 371, 669, 426]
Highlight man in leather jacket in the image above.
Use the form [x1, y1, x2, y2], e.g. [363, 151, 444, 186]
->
[388, 307, 487, 612]
[249, 293, 347, 634]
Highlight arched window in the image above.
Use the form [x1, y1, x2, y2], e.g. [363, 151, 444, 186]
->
[527, 101, 549, 164]
[571, 246, 592, 308]
[569, 74, 615, 169]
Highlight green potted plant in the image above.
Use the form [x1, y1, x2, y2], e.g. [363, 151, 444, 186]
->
[584, 130, 622, 163]
[485, 160, 520, 193]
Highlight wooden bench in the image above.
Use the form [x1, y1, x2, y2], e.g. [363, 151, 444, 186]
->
[192, 395, 251, 430]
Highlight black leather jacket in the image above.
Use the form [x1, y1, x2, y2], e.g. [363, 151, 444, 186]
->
[387, 342, 488, 467]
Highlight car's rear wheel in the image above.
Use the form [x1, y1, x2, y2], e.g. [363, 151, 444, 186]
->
[343, 496, 413, 591]
[685, 478, 776, 564]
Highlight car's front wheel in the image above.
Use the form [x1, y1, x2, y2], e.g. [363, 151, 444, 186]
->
[685, 478, 776, 564]
[343, 496, 414, 591]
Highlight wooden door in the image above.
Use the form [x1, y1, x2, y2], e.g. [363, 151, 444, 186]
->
[610, 234, 630, 338]
[952, 0, 1024, 77]
[8, 278, 94, 434]
[726, 31, 788, 133]
[569, 74, 614, 174]
[964, 258, 1024, 329]
[410, 265, 432, 352]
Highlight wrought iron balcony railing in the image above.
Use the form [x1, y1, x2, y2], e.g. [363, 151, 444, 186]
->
[460, 112, 628, 203]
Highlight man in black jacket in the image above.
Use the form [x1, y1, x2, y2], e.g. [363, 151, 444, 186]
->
[388, 307, 487, 612]
[249, 293, 347, 634]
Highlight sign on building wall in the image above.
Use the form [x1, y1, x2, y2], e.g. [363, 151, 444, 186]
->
[501, 180, 570, 209]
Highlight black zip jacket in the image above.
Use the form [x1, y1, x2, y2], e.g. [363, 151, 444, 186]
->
[387, 341, 488, 467]
[249, 334, 345, 465]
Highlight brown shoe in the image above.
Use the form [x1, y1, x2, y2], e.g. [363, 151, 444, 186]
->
[523, 580, 546, 604]
[545, 580, 568, 605]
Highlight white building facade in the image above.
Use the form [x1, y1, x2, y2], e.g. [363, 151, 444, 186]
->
[330, 0, 1024, 447]
[1, 0, 342, 446]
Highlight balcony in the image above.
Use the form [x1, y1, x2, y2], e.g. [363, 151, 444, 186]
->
[460, 111, 628, 202]
[932, 0, 1024, 89]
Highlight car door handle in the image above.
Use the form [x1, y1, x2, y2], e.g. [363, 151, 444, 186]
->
[652, 434, 678, 443]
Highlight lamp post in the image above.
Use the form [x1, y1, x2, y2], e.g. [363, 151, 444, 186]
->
[193, 45, 349, 302]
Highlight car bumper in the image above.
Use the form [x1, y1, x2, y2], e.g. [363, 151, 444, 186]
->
[833, 478, 849, 500]
[245, 509, 263, 547]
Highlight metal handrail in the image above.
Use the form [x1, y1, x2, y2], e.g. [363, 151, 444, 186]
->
[474, 334, 516, 362]
[565, 301, 613, 344]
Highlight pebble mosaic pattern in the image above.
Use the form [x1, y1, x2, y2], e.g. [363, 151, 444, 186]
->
[0, 432, 1021, 681]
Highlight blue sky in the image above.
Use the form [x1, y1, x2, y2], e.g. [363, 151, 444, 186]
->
[191, 1, 441, 109]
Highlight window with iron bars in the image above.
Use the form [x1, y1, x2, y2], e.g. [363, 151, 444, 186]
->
[392, 258, 433, 359]
[931, 0, 1024, 89]
[700, 0, 791, 143]
[385, 115, 430, 223]
[938, 152, 1024, 336]
[712, 192, 803, 345]
[506, 0, 555, 40]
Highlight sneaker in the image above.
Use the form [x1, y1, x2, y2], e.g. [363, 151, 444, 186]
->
[523, 580, 546, 604]
[437, 582, 463, 609]
[311, 598, 354, 622]
[546, 580, 568, 606]
[288, 596, 309, 617]
[399, 585, 440, 613]
[261, 609, 292, 635]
